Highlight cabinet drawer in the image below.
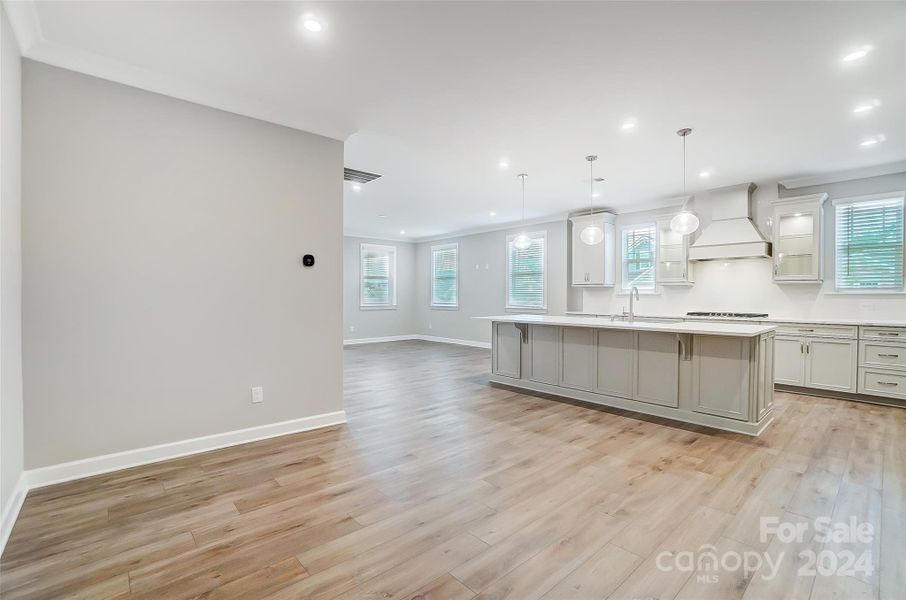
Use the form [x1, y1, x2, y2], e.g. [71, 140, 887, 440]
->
[860, 341, 906, 371]
[860, 326, 906, 341]
[771, 323, 857, 338]
[858, 368, 906, 400]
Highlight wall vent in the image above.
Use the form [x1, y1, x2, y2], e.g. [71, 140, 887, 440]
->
[344, 168, 382, 184]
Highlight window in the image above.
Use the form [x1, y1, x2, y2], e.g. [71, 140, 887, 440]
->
[360, 243, 397, 308]
[834, 193, 904, 291]
[506, 232, 546, 310]
[431, 243, 459, 308]
[621, 224, 657, 292]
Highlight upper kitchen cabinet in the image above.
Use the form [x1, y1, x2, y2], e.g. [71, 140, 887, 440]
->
[570, 213, 616, 287]
[770, 193, 828, 283]
[655, 215, 694, 285]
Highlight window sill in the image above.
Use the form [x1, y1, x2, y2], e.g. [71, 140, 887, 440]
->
[615, 291, 660, 297]
[825, 290, 906, 296]
[505, 307, 548, 313]
[430, 305, 459, 311]
[359, 305, 398, 311]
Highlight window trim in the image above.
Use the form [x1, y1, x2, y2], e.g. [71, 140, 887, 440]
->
[832, 192, 905, 293]
[505, 230, 547, 311]
[620, 223, 658, 293]
[359, 243, 398, 309]
[430, 242, 460, 309]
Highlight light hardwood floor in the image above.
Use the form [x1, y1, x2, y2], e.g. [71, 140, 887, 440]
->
[2, 340, 905, 599]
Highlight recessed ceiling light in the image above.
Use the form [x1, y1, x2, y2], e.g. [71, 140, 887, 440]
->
[842, 46, 871, 62]
[377, 214, 387, 219]
[853, 100, 880, 114]
[699, 170, 713, 178]
[592, 193, 600, 198]
[620, 118, 638, 131]
[301, 17, 324, 32]
[351, 184, 362, 192]
[489, 211, 497, 217]
[498, 160, 509, 169]
[860, 134, 886, 147]
[399, 230, 406, 235]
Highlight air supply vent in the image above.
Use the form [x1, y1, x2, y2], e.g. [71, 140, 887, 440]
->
[344, 168, 382, 184]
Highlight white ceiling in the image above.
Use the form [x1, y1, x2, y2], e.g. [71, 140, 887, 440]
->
[7, 1, 906, 241]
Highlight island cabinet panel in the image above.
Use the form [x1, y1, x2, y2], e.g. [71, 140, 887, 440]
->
[529, 325, 559, 385]
[774, 335, 805, 386]
[633, 332, 679, 407]
[594, 329, 634, 399]
[692, 335, 751, 421]
[756, 333, 775, 420]
[492, 322, 522, 379]
[804, 338, 858, 393]
[560, 327, 595, 391]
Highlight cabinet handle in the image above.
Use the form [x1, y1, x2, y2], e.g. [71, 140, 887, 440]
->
[877, 381, 899, 386]
[878, 353, 900, 358]
[800, 342, 804, 353]
[798, 329, 814, 332]
[806, 342, 810, 354]
[879, 332, 900, 336]
[774, 264, 778, 276]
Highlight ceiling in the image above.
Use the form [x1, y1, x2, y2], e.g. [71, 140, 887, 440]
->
[7, 1, 906, 241]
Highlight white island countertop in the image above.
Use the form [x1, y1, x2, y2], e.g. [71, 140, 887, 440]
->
[476, 314, 776, 337]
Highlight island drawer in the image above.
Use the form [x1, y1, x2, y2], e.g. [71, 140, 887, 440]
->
[860, 326, 906, 341]
[860, 341, 906, 371]
[771, 323, 857, 338]
[858, 368, 906, 400]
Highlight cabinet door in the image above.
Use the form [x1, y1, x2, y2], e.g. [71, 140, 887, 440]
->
[774, 335, 804, 385]
[594, 329, 634, 399]
[805, 338, 857, 393]
[773, 207, 820, 281]
[529, 325, 559, 384]
[572, 225, 604, 285]
[656, 218, 691, 284]
[633, 332, 679, 407]
[560, 328, 595, 391]
[493, 322, 522, 379]
[692, 335, 751, 421]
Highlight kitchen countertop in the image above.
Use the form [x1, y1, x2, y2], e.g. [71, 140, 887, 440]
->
[476, 314, 776, 337]
[565, 311, 906, 328]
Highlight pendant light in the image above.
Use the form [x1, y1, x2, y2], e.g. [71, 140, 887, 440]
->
[669, 127, 701, 235]
[513, 173, 532, 250]
[579, 155, 604, 245]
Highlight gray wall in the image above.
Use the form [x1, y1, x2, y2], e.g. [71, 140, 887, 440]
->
[1, 6, 24, 515]
[343, 237, 416, 340]
[22, 61, 344, 468]
[414, 221, 569, 344]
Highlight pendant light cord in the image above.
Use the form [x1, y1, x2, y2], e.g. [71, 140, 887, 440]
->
[589, 159, 593, 216]
[683, 133, 687, 195]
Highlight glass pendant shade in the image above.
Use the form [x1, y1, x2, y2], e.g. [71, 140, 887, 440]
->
[579, 225, 604, 245]
[513, 233, 532, 250]
[670, 210, 700, 235]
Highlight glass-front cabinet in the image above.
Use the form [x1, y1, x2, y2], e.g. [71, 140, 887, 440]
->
[770, 193, 827, 283]
[655, 215, 694, 285]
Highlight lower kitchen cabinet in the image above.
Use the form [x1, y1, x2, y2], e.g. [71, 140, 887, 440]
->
[529, 325, 559, 384]
[492, 322, 522, 379]
[774, 335, 805, 385]
[691, 335, 751, 421]
[803, 338, 857, 393]
[560, 327, 595, 391]
[633, 332, 679, 407]
[594, 329, 634, 398]
[858, 368, 906, 399]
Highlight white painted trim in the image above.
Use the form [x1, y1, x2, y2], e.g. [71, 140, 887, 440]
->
[779, 162, 906, 190]
[343, 334, 491, 349]
[344, 335, 418, 345]
[24, 411, 346, 491]
[413, 217, 567, 244]
[0, 473, 29, 556]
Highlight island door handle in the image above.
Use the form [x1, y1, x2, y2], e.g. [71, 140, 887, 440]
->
[806, 342, 810, 354]
[878, 353, 899, 358]
[798, 328, 815, 332]
[800, 342, 804, 353]
[877, 381, 898, 386]
[879, 332, 900, 336]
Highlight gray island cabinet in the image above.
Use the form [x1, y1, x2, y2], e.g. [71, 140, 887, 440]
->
[480, 315, 776, 436]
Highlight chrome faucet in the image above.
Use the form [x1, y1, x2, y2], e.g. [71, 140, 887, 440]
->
[629, 286, 640, 322]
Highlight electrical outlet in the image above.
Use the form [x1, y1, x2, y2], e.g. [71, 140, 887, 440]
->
[428, 323, 433, 329]
[349, 325, 355, 333]
[251, 386, 264, 404]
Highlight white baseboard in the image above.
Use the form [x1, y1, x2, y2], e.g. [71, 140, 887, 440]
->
[24, 410, 347, 491]
[1, 472, 29, 557]
[344, 334, 490, 349]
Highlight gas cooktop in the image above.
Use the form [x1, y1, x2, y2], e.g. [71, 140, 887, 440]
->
[686, 312, 769, 319]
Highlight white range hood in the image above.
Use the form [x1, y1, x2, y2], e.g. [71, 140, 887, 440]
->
[689, 182, 772, 261]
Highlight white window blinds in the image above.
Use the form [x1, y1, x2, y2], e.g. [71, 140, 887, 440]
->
[507, 233, 546, 309]
[431, 243, 459, 307]
[360, 244, 397, 307]
[622, 224, 657, 291]
[835, 194, 905, 290]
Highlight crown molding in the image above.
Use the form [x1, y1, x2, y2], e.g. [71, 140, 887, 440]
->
[778, 161, 906, 190]
[411, 214, 570, 244]
[1, 0, 348, 142]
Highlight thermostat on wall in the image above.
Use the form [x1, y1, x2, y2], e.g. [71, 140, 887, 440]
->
[302, 254, 315, 267]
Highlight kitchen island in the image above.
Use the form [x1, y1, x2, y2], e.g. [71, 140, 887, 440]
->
[477, 315, 777, 435]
